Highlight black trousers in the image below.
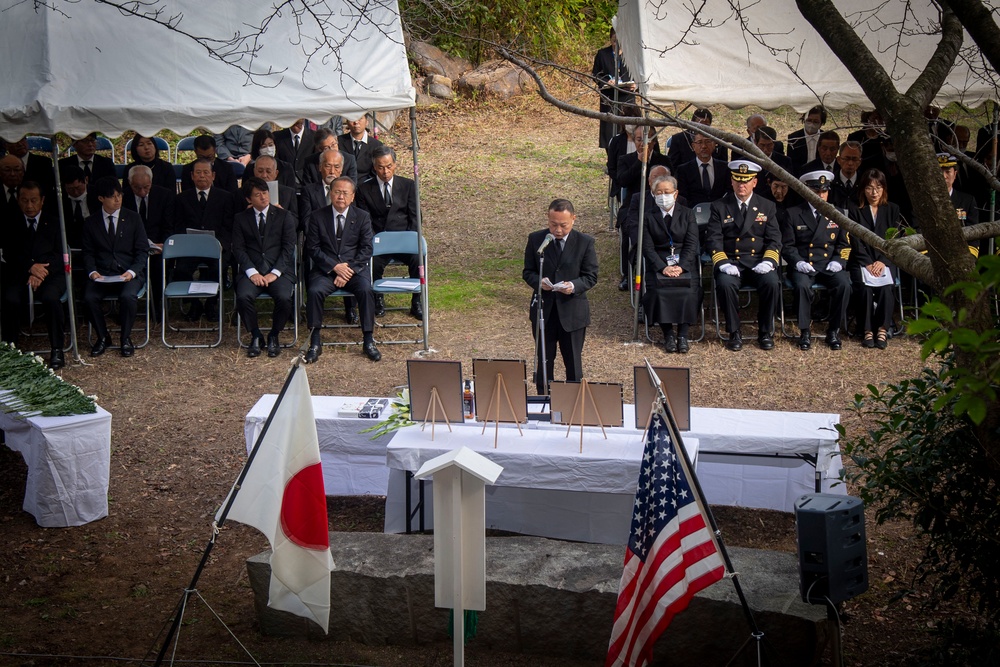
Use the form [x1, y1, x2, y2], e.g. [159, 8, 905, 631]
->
[306, 272, 375, 334]
[1, 273, 66, 349]
[235, 274, 295, 336]
[533, 306, 586, 395]
[714, 266, 780, 334]
[84, 276, 144, 341]
[788, 270, 851, 330]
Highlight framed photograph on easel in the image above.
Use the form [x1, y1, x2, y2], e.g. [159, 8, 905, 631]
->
[472, 359, 528, 424]
[633, 366, 691, 432]
[407, 360, 465, 424]
[550, 381, 624, 427]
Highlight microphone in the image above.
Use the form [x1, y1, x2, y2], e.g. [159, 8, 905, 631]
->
[537, 233, 555, 255]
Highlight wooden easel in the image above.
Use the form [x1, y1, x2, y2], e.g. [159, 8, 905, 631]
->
[480, 372, 523, 447]
[419, 386, 453, 440]
[564, 379, 608, 452]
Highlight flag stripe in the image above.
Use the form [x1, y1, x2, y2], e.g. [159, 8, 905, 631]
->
[606, 406, 725, 667]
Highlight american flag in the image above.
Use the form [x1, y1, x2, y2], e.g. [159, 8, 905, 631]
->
[606, 407, 726, 667]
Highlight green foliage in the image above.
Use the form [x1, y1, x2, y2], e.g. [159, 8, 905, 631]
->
[906, 253, 1000, 424]
[840, 368, 1000, 623]
[401, 0, 616, 66]
[0, 343, 97, 417]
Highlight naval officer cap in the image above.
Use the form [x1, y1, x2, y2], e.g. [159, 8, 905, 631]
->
[936, 152, 958, 168]
[801, 169, 835, 191]
[728, 160, 761, 182]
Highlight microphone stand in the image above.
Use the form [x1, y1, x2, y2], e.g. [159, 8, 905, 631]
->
[533, 251, 549, 398]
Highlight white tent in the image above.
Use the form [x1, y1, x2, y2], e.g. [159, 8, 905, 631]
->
[0, 0, 415, 138]
[615, 0, 999, 111]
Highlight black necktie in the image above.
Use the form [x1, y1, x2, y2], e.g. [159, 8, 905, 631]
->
[199, 191, 207, 206]
[27, 217, 37, 233]
[384, 182, 392, 207]
[82, 160, 92, 179]
[740, 203, 747, 218]
[293, 134, 300, 153]
[701, 163, 711, 191]
[354, 140, 362, 156]
[258, 211, 266, 237]
[815, 210, 824, 226]
[139, 197, 148, 224]
[107, 215, 116, 243]
[335, 214, 344, 244]
[74, 200, 85, 226]
[7, 187, 16, 205]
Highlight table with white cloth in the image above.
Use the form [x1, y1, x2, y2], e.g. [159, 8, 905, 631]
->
[0, 407, 112, 527]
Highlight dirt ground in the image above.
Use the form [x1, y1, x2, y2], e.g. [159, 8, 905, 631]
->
[0, 91, 979, 666]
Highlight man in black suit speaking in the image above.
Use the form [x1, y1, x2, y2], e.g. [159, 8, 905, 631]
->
[232, 178, 297, 358]
[522, 199, 599, 395]
[303, 176, 381, 363]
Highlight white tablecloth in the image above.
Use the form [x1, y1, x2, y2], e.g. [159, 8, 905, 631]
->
[1, 407, 111, 527]
[244, 395, 843, 518]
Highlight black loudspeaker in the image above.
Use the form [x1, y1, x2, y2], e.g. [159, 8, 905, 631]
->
[794, 493, 869, 604]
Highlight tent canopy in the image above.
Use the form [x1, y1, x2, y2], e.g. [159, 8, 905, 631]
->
[615, 0, 999, 112]
[0, 0, 415, 140]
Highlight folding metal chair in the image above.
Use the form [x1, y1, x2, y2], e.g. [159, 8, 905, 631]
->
[161, 234, 224, 348]
[371, 231, 427, 345]
[17, 286, 71, 352]
[235, 249, 300, 348]
[86, 254, 152, 349]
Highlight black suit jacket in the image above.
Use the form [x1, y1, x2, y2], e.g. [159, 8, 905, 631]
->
[274, 127, 316, 184]
[81, 208, 149, 278]
[24, 153, 54, 195]
[828, 175, 860, 210]
[180, 157, 239, 195]
[522, 229, 598, 333]
[1, 212, 63, 285]
[298, 183, 330, 235]
[337, 134, 384, 184]
[780, 202, 850, 272]
[786, 129, 824, 172]
[232, 206, 297, 280]
[122, 159, 176, 197]
[641, 204, 700, 278]
[62, 190, 101, 248]
[676, 158, 731, 206]
[849, 202, 900, 272]
[753, 153, 795, 200]
[706, 192, 781, 270]
[797, 157, 840, 178]
[59, 154, 117, 184]
[306, 205, 373, 280]
[121, 185, 175, 244]
[301, 151, 358, 186]
[357, 176, 419, 234]
[666, 131, 728, 173]
[175, 187, 236, 250]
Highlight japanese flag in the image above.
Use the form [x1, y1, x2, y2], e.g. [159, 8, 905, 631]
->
[218, 365, 333, 631]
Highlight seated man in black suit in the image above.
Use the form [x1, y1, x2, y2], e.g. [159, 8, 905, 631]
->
[798, 130, 841, 176]
[522, 199, 599, 395]
[232, 178, 297, 358]
[0, 181, 67, 369]
[676, 133, 731, 206]
[180, 135, 239, 195]
[274, 119, 316, 186]
[787, 105, 828, 172]
[338, 115, 384, 184]
[61, 165, 98, 248]
[2, 154, 25, 211]
[81, 177, 149, 358]
[174, 158, 235, 319]
[356, 146, 421, 319]
[705, 160, 782, 352]
[122, 165, 175, 319]
[749, 127, 795, 201]
[666, 107, 728, 172]
[3, 138, 54, 198]
[58, 133, 116, 185]
[780, 170, 851, 351]
[252, 154, 299, 227]
[828, 141, 864, 209]
[304, 176, 380, 363]
[302, 128, 358, 186]
[299, 149, 347, 233]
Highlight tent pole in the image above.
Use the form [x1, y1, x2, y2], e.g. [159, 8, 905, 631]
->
[409, 106, 429, 352]
[631, 119, 649, 342]
[50, 134, 82, 362]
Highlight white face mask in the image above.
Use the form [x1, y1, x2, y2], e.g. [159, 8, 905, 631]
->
[804, 121, 821, 134]
[259, 146, 276, 157]
[654, 193, 675, 210]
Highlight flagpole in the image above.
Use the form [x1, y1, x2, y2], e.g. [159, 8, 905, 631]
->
[643, 360, 764, 642]
[151, 359, 303, 667]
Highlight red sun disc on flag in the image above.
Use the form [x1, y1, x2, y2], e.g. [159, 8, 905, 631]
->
[280, 463, 329, 550]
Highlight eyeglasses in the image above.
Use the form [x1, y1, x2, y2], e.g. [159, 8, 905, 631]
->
[864, 185, 883, 192]
[839, 156, 861, 162]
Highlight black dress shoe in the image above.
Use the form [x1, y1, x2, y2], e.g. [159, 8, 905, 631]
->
[267, 333, 280, 357]
[677, 336, 690, 354]
[247, 335, 262, 358]
[91, 335, 112, 357]
[374, 294, 386, 317]
[304, 343, 322, 364]
[410, 303, 423, 320]
[826, 329, 842, 350]
[363, 340, 381, 361]
[49, 349, 65, 370]
[344, 308, 359, 324]
[758, 332, 775, 350]
[223, 274, 233, 291]
[663, 332, 677, 353]
[798, 329, 812, 350]
[618, 277, 629, 291]
[120, 337, 135, 357]
[725, 331, 743, 352]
